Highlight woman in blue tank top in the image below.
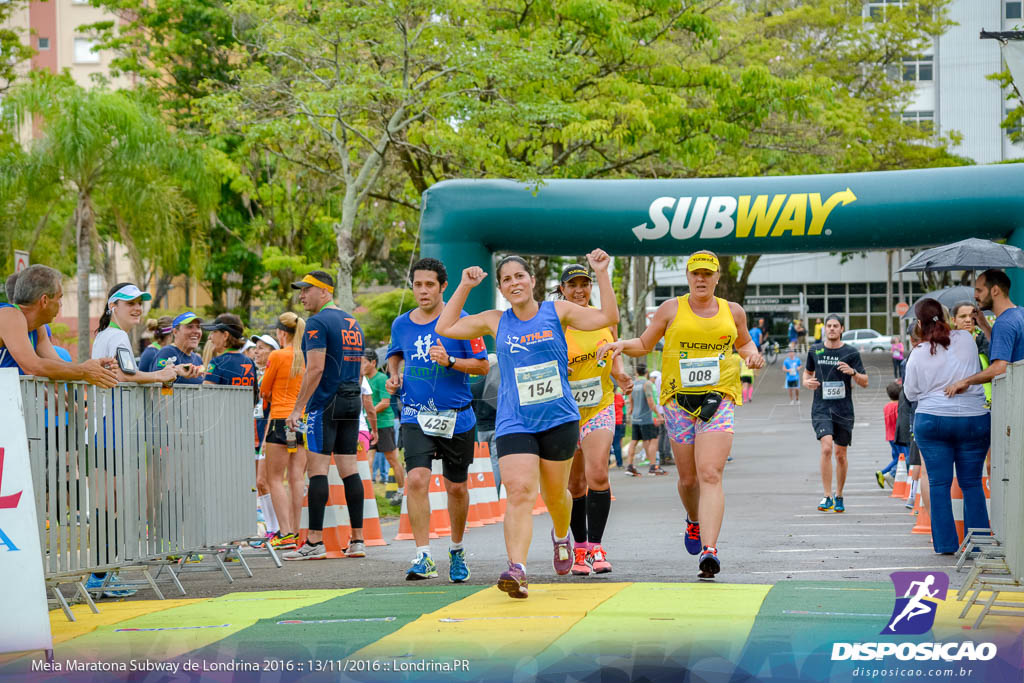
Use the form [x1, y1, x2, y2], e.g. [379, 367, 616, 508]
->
[436, 249, 619, 599]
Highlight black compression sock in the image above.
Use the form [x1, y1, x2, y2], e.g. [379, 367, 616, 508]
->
[307, 475, 329, 531]
[586, 488, 611, 544]
[570, 494, 588, 544]
[343, 473, 364, 530]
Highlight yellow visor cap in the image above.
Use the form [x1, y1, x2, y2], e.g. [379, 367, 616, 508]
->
[686, 253, 719, 273]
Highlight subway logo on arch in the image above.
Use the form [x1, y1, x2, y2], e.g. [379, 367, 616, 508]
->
[631, 189, 857, 242]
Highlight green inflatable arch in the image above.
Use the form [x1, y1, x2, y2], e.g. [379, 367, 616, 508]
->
[419, 165, 1024, 313]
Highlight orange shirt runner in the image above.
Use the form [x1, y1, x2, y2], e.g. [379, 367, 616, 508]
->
[261, 347, 304, 419]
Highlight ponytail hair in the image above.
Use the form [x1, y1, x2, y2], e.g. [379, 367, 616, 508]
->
[278, 311, 306, 377]
[96, 281, 134, 334]
[147, 315, 174, 344]
[915, 298, 951, 355]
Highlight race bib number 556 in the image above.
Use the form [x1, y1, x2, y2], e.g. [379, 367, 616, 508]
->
[515, 360, 563, 406]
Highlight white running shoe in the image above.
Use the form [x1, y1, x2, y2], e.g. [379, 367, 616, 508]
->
[282, 542, 326, 560]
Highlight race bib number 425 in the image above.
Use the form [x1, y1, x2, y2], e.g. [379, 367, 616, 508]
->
[569, 376, 602, 408]
[416, 409, 457, 439]
[678, 357, 720, 388]
[515, 360, 563, 406]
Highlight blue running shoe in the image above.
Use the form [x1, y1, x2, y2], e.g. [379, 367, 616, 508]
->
[834, 496, 845, 513]
[449, 548, 470, 583]
[406, 553, 438, 581]
[817, 496, 834, 512]
[684, 519, 702, 556]
[86, 573, 137, 598]
[698, 547, 720, 580]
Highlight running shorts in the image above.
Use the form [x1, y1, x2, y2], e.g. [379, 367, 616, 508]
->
[907, 440, 921, 466]
[631, 422, 658, 441]
[264, 418, 306, 447]
[496, 420, 579, 462]
[579, 404, 615, 446]
[663, 397, 735, 445]
[741, 377, 753, 385]
[785, 378, 799, 388]
[305, 384, 362, 456]
[400, 423, 475, 483]
[812, 417, 853, 447]
[375, 425, 397, 452]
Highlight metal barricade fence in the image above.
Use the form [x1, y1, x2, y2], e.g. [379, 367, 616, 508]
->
[19, 378, 255, 578]
[990, 362, 1024, 583]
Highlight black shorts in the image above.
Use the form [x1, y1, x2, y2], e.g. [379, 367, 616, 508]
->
[907, 440, 922, 466]
[631, 422, 658, 441]
[786, 378, 799, 388]
[741, 377, 752, 385]
[374, 425, 397, 453]
[264, 418, 306, 447]
[400, 424, 475, 483]
[306, 383, 362, 456]
[496, 421, 579, 462]
[812, 417, 853, 447]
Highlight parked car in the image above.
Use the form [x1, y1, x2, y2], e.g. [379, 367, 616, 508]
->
[841, 329, 892, 353]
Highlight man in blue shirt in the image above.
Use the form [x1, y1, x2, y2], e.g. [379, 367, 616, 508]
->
[0, 265, 116, 386]
[386, 258, 489, 582]
[152, 312, 205, 384]
[946, 269, 1024, 396]
[783, 347, 802, 404]
[749, 318, 766, 352]
[284, 271, 368, 561]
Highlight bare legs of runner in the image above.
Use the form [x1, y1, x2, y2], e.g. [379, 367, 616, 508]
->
[673, 431, 732, 549]
[500, 454, 572, 565]
[819, 436, 848, 498]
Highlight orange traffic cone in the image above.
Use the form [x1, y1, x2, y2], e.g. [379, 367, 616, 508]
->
[297, 456, 350, 558]
[496, 484, 507, 522]
[356, 444, 387, 547]
[428, 460, 451, 537]
[890, 454, 909, 499]
[951, 477, 965, 544]
[470, 442, 499, 524]
[532, 492, 547, 515]
[394, 494, 415, 541]
[911, 488, 931, 535]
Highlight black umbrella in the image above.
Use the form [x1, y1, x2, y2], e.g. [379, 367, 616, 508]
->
[897, 238, 1024, 273]
[900, 286, 983, 320]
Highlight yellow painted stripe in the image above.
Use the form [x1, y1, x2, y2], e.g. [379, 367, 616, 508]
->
[49, 599, 202, 645]
[932, 589, 1024, 637]
[352, 583, 629, 661]
[546, 583, 771, 662]
[52, 589, 356, 662]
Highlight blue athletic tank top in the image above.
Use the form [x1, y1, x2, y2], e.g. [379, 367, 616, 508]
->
[0, 302, 38, 374]
[495, 300, 580, 437]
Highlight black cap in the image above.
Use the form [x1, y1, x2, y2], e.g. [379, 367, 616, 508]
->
[291, 270, 335, 291]
[200, 313, 244, 339]
[559, 264, 592, 284]
[363, 348, 379, 361]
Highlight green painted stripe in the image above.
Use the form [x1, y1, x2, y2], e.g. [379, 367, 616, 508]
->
[535, 582, 771, 678]
[51, 590, 349, 663]
[191, 585, 487, 662]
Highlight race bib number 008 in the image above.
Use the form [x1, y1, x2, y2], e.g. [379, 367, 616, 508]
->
[822, 381, 846, 400]
[678, 357, 720, 388]
[569, 377, 602, 408]
[515, 360, 563, 406]
[416, 409, 457, 439]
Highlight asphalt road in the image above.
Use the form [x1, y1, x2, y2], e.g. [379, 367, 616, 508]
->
[150, 352, 953, 599]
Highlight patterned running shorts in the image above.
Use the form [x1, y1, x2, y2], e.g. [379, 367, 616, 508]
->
[578, 404, 615, 447]
[663, 397, 735, 445]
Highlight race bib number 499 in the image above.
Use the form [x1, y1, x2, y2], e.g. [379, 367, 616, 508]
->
[515, 360, 563, 406]
[569, 377, 602, 407]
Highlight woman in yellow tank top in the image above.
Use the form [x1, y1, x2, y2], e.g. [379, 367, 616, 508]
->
[556, 264, 633, 576]
[597, 250, 764, 581]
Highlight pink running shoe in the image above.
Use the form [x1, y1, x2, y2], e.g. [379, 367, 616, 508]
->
[589, 545, 612, 574]
[570, 546, 591, 576]
[497, 561, 528, 599]
[551, 529, 573, 575]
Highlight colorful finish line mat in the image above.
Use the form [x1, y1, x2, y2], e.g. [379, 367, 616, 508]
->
[2, 580, 1022, 682]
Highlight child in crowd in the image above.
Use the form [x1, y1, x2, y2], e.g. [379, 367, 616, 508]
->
[875, 381, 907, 488]
[783, 348, 801, 405]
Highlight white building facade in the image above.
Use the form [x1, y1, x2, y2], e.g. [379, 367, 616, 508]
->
[654, 0, 1020, 336]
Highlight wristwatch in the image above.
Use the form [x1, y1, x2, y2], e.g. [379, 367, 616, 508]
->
[447, 356, 457, 369]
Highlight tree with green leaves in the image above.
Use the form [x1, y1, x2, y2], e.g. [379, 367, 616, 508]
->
[5, 73, 214, 358]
